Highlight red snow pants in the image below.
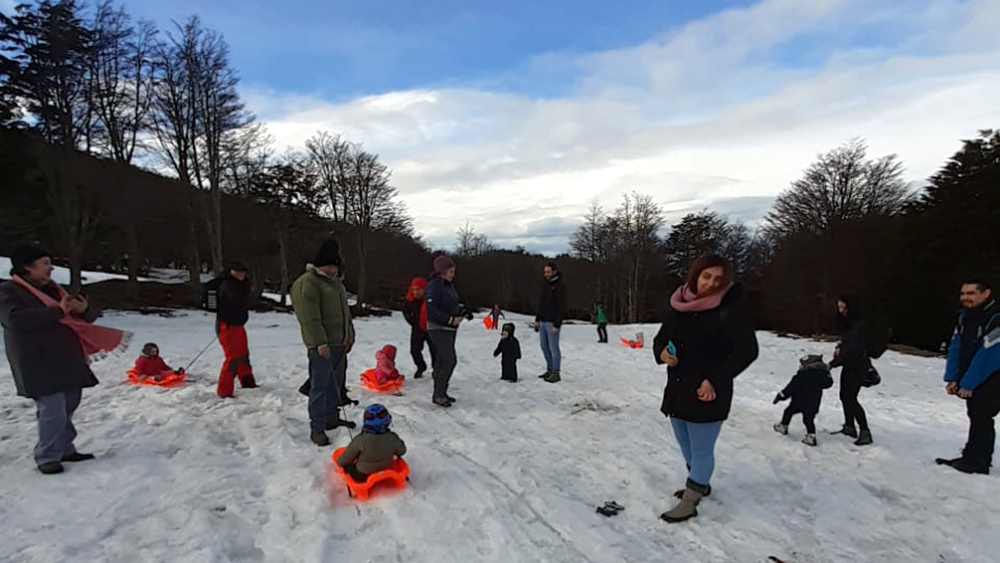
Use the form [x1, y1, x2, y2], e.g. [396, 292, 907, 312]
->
[217, 323, 255, 397]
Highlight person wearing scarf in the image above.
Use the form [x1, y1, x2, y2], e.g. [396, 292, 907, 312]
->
[652, 255, 759, 523]
[0, 243, 131, 475]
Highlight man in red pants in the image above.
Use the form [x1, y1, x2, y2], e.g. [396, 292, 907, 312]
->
[216, 263, 257, 398]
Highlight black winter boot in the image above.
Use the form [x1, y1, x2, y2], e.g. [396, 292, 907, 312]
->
[62, 452, 95, 462]
[854, 429, 873, 446]
[310, 431, 331, 446]
[38, 462, 64, 475]
[832, 424, 858, 438]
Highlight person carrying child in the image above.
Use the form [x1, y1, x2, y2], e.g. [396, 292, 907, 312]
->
[335, 404, 407, 483]
[773, 354, 834, 446]
[494, 322, 521, 382]
[374, 345, 403, 384]
[134, 343, 184, 382]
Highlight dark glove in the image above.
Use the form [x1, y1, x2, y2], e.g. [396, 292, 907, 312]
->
[773, 392, 786, 404]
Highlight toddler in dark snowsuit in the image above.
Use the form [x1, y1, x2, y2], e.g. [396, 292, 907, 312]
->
[494, 323, 521, 382]
[774, 354, 834, 446]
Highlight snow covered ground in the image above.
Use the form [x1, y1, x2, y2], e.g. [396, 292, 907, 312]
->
[1, 309, 997, 563]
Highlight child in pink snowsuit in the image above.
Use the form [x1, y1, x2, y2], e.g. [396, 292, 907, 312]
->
[374, 345, 403, 384]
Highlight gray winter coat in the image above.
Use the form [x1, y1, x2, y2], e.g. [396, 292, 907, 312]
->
[0, 280, 100, 398]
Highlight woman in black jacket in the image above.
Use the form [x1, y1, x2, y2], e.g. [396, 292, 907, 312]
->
[652, 255, 759, 523]
[830, 295, 874, 446]
[0, 245, 108, 475]
[425, 254, 466, 407]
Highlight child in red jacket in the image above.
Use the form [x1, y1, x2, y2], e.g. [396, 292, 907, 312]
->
[134, 343, 184, 382]
[374, 345, 403, 384]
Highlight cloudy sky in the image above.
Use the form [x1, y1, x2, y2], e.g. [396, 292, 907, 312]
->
[119, 0, 1000, 253]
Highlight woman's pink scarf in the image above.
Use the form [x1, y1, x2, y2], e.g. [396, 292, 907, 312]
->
[12, 275, 132, 364]
[670, 283, 733, 313]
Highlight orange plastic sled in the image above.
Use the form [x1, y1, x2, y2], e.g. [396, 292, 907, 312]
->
[126, 368, 186, 386]
[483, 316, 494, 330]
[359, 369, 405, 393]
[620, 338, 645, 349]
[332, 446, 410, 500]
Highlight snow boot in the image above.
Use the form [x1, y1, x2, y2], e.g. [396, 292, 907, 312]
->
[38, 462, 64, 475]
[935, 456, 964, 467]
[945, 458, 990, 475]
[854, 429, 873, 446]
[445, 394, 457, 403]
[62, 452, 95, 463]
[340, 393, 359, 407]
[310, 431, 331, 446]
[674, 484, 711, 499]
[773, 423, 789, 435]
[543, 371, 561, 383]
[433, 396, 452, 408]
[832, 424, 858, 438]
[661, 481, 707, 523]
[414, 370, 425, 380]
[538, 370, 552, 379]
[240, 376, 258, 389]
[802, 434, 817, 447]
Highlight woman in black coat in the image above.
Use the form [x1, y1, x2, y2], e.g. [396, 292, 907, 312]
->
[652, 255, 759, 523]
[831, 295, 874, 446]
[0, 244, 102, 475]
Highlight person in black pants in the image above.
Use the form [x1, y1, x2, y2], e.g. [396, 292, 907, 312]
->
[403, 277, 435, 379]
[425, 255, 466, 407]
[773, 354, 834, 446]
[937, 279, 1000, 475]
[494, 323, 521, 382]
[830, 295, 874, 446]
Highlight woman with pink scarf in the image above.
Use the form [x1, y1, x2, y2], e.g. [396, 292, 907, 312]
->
[652, 255, 758, 523]
[0, 244, 131, 475]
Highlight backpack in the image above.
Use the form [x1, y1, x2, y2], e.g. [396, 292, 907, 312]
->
[864, 316, 892, 359]
[201, 276, 224, 312]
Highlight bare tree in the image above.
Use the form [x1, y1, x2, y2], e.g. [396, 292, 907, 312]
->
[305, 130, 351, 222]
[765, 139, 911, 240]
[455, 222, 494, 258]
[88, 1, 157, 298]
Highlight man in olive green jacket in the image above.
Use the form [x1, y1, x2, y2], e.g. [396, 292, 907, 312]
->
[291, 238, 357, 446]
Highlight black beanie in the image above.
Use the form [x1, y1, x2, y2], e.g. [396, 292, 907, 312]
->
[10, 243, 49, 274]
[314, 238, 342, 268]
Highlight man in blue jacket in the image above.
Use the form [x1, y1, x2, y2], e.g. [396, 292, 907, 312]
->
[937, 279, 1000, 475]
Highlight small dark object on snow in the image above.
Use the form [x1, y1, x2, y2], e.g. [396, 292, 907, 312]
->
[596, 501, 624, 516]
[768, 557, 788, 563]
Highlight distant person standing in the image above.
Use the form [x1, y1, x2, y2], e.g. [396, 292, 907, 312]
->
[215, 262, 257, 398]
[535, 262, 568, 383]
[291, 238, 357, 446]
[490, 303, 504, 330]
[594, 301, 609, 343]
[937, 279, 1000, 475]
[403, 277, 435, 379]
[425, 254, 466, 407]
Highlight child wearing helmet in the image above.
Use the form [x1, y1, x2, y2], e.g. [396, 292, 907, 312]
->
[335, 404, 407, 483]
[133, 343, 184, 382]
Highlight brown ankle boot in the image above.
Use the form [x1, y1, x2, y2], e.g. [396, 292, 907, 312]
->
[661, 481, 708, 523]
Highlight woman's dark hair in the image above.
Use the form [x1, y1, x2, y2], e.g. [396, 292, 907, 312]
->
[545, 261, 558, 271]
[684, 255, 733, 295]
[836, 294, 864, 333]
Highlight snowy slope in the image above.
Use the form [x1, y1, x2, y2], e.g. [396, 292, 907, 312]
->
[0, 311, 996, 563]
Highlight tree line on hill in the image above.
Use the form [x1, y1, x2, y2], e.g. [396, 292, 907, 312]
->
[2, 1, 997, 351]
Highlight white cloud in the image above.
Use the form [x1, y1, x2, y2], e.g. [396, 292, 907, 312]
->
[242, 0, 1000, 254]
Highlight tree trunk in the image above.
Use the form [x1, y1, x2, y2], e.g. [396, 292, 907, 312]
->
[356, 229, 368, 308]
[67, 242, 83, 295]
[277, 220, 290, 307]
[212, 187, 224, 272]
[126, 221, 140, 301]
[186, 198, 203, 302]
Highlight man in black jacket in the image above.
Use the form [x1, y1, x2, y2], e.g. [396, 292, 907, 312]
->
[216, 262, 257, 398]
[534, 262, 568, 383]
